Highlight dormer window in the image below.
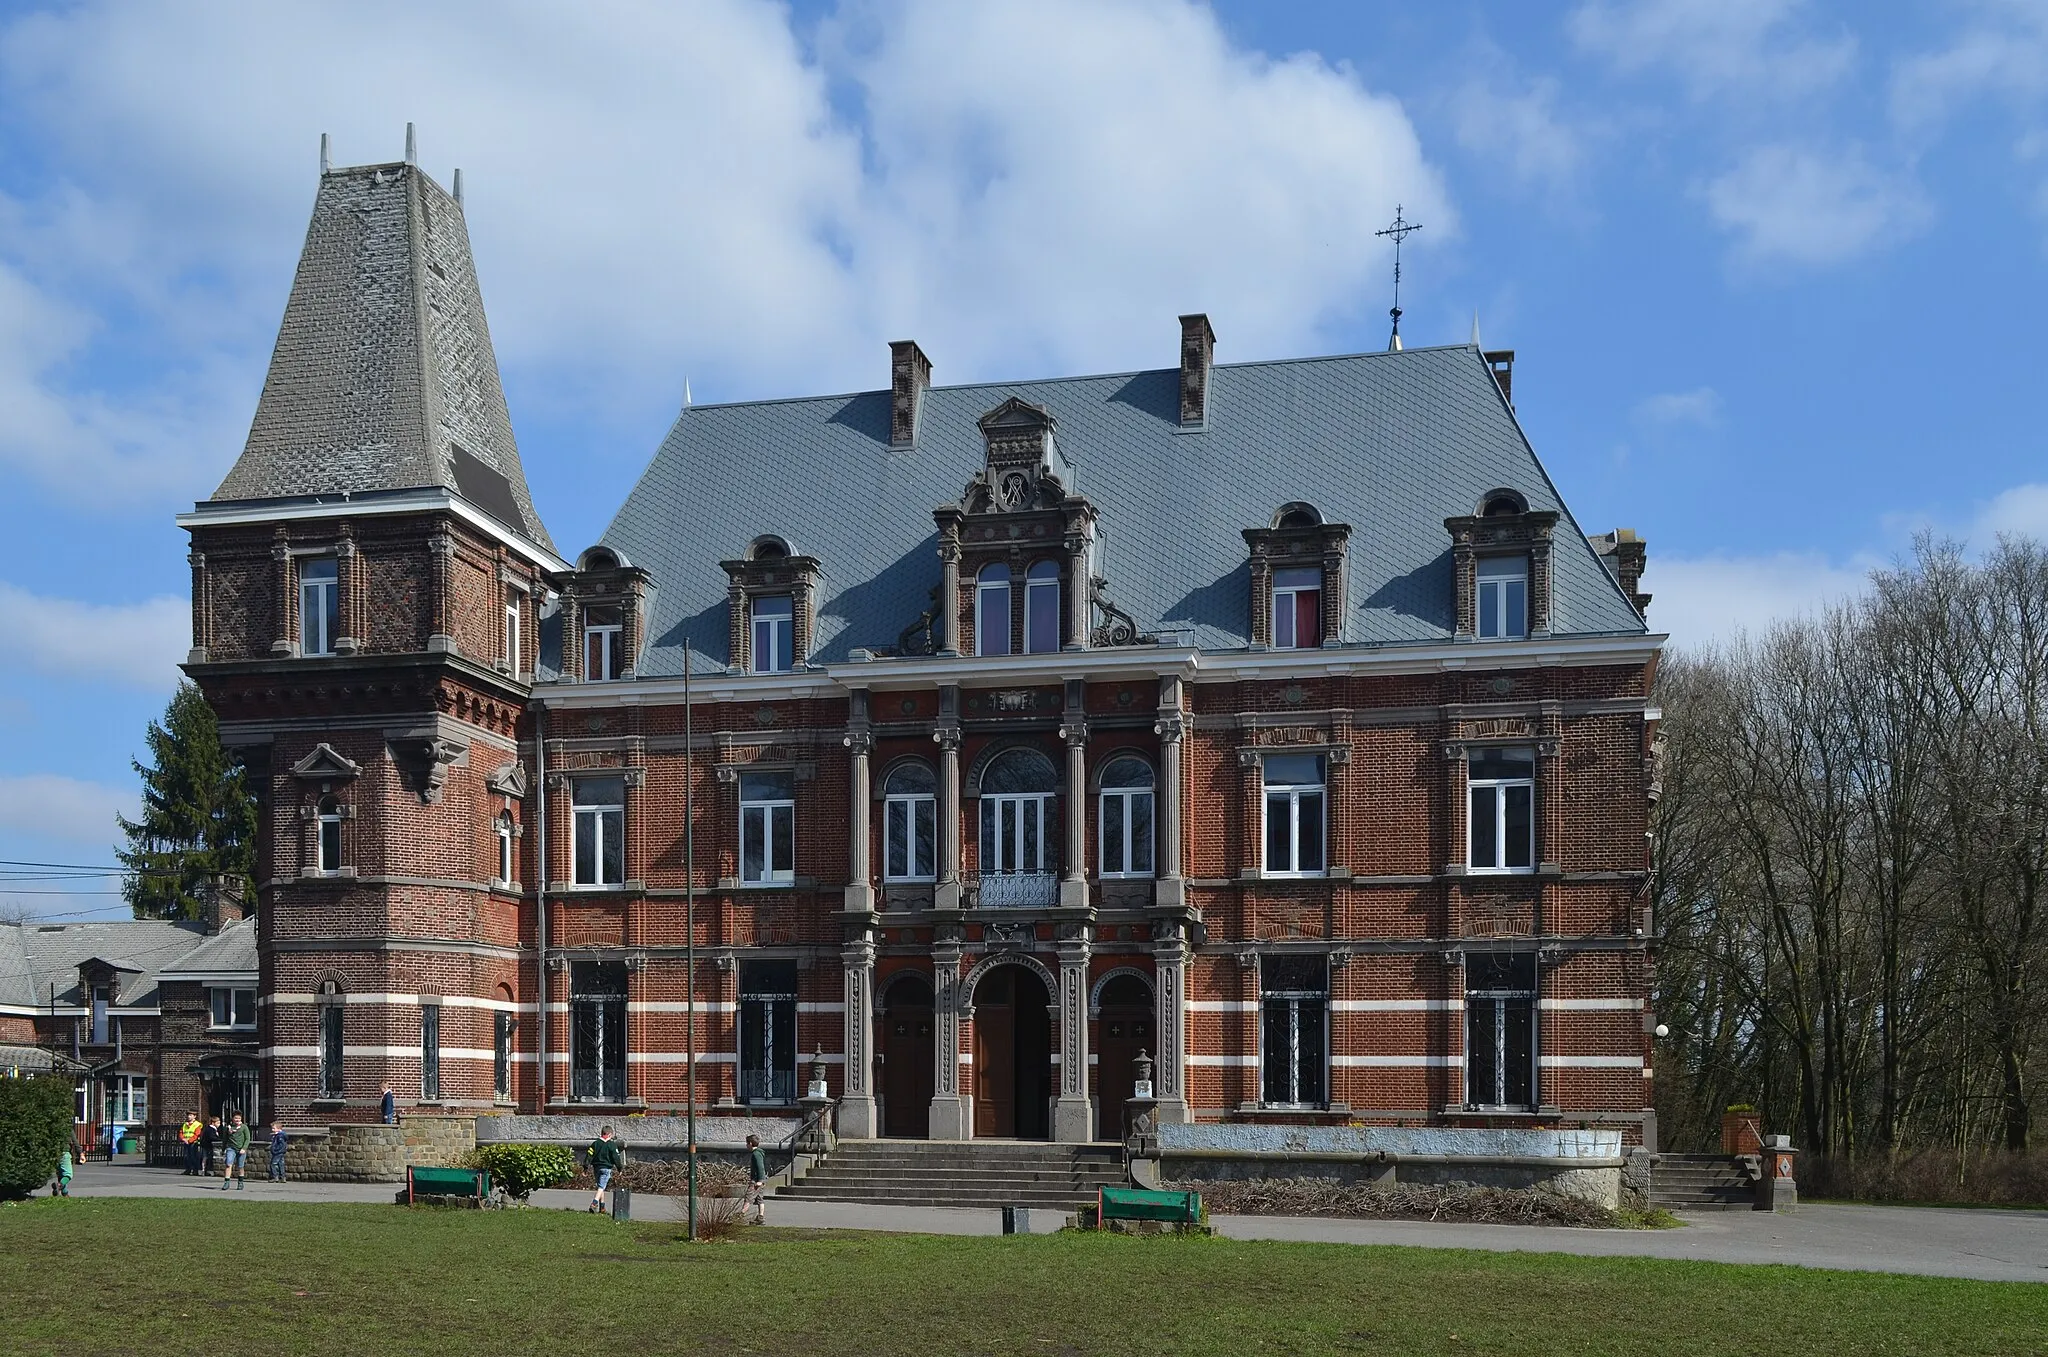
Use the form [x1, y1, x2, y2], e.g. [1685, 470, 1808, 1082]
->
[584, 604, 622, 680]
[1272, 568, 1323, 650]
[299, 557, 339, 657]
[752, 595, 794, 673]
[722, 539, 820, 673]
[1243, 505, 1350, 651]
[1477, 557, 1529, 640]
[976, 564, 1012, 657]
[1025, 561, 1061, 654]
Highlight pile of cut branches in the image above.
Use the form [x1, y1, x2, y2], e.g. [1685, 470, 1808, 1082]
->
[1173, 1176, 1614, 1228]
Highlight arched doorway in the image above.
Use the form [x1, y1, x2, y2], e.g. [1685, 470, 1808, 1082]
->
[1094, 973, 1154, 1141]
[880, 973, 934, 1139]
[972, 964, 1053, 1139]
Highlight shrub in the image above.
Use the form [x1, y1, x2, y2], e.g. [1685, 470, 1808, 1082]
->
[1801, 1149, 2048, 1207]
[1172, 1176, 1616, 1228]
[466, 1143, 577, 1200]
[0, 1076, 74, 1200]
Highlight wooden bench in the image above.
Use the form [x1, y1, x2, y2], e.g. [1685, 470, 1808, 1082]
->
[406, 1165, 490, 1205]
[1097, 1186, 1202, 1226]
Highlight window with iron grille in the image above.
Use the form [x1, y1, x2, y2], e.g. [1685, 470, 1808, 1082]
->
[1260, 955, 1327, 1107]
[1465, 952, 1536, 1109]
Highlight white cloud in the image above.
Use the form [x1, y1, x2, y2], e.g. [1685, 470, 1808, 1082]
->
[1568, 0, 1854, 103]
[1444, 53, 1587, 201]
[1972, 482, 2048, 542]
[1892, 2, 2048, 132]
[0, 583, 188, 689]
[1702, 144, 1931, 265]
[0, 773, 135, 848]
[0, 0, 1451, 505]
[1634, 386, 1722, 428]
[1643, 552, 1870, 649]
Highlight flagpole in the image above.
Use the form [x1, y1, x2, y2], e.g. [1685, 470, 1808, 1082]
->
[685, 638, 698, 1242]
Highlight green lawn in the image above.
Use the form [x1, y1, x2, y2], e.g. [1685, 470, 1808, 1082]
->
[2, 1200, 2043, 1357]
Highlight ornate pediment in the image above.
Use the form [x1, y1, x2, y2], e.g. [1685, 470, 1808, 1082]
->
[962, 397, 1070, 515]
[485, 761, 529, 798]
[291, 743, 362, 782]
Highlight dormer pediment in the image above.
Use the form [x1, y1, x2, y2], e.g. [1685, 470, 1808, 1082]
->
[977, 397, 1056, 436]
[292, 743, 363, 782]
[486, 761, 529, 798]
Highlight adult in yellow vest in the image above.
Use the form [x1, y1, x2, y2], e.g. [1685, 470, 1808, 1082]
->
[178, 1114, 203, 1176]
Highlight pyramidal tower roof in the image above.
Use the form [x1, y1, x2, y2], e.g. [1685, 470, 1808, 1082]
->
[211, 156, 554, 553]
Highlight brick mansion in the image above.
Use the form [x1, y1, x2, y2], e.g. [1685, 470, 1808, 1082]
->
[149, 150, 1664, 1148]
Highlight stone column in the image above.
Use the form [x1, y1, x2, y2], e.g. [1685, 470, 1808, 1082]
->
[938, 524, 963, 657]
[844, 694, 875, 912]
[271, 531, 295, 655]
[1063, 526, 1090, 649]
[333, 529, 360, 654]
[1059, 680, 1089, 908]
[837, 933, 878, 1139]
[427, 529, 457, 654]
[928, 928, 969, 1139]
[1151, 920, 1192, 1124]
[934, 686, 963, 911]
[187, 549, 211, 665]
[1154, 676, 1187, 908]
[1052, 926, 1094, 1142]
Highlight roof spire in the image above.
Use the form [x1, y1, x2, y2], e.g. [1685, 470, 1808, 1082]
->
[319, 132, 330, 175]
[452, 167, 463, 205]
[1471, 311, 1481, 348]
[404, 121, 417, 165]
[1376, 205, 1423, 352]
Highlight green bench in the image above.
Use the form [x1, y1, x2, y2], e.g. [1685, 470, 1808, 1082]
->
[1097, 1186, 1202, 1226]
[407, 1165, 490, 1205]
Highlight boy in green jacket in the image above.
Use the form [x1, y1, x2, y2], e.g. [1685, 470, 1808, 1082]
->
[221, 1115, 252, 1190]
[588, 1127, 625, 1214]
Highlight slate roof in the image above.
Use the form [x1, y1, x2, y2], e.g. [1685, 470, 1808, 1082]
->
[0, 921, 251, 1010]
[158, 921, 259, 977]
[603, 342, 1647, 676]
[209, 162, 554, 553]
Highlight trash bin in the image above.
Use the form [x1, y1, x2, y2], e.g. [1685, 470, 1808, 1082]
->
[611, 1186, 632, 1222]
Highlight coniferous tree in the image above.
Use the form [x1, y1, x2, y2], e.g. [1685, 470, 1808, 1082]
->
[116, 682, 257, 920]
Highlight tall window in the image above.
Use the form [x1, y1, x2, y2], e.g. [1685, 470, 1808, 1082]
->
[1477, 556, 1528, 639]
[1260, 955, 1327, 1107]
[739, 960, 798, 1103]
[495, 812, 516, 885]
[493, 1010, 513, 1099]
[1468, 748, 1535, 873]
[1466, 952, 1536, 1109]
[1263, 755, 1326, 877]
[209, 987, 257, 1030]
[572, 777, 625, 887]
[317, 796, 343, 873]
[570, 961, 627, 1102]
[584, 603, 623, 680]
[319, 1000, 344, 1098]
[740, 770, 795, 885]
[883, 762, 937, 882]
[1099, 757, 1155, 878]
[979, 748, 1056, 905]
[976, 564, 1012, 657]
[504, 589, 522, 673]
[752, 594, 794, 673]
[1272, 567, 1322, 649]
[89, 983, 110, 1044]
[103, 1075, 149, 1124]
[1024, 560, 1061, 654]
[420, 1005, 441, 1102]
[299, 557, 339, 657]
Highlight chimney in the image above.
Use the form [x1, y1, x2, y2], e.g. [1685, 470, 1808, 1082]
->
[202, 875, 248, 935]
[1590, 529, 1651, 619]
[1484, 349, 1515, 408]
[889, 340, 932, 447]
[1178, 313, 1216, 429]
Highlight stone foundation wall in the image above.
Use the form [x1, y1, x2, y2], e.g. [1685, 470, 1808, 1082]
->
[285, 1115, 477, 1183]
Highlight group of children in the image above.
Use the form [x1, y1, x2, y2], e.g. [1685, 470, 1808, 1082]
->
[175, 1112, 289, 1187]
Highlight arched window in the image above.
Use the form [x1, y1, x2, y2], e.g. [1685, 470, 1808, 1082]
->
[976, 564, 1012, 656]
[1098, 757, 1155, 879]
[979, 749, 1057, 896]
[1024, 560, 1061, 654]
[495, 811, 516, 885]
[317, 796, 342, 874]
[882, 762, 937, 883]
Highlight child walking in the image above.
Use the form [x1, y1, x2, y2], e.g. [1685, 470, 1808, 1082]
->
[268, 1121, 288, 1182]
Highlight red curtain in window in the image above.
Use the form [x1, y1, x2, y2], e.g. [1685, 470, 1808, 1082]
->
[1294, 590, 1321, 648]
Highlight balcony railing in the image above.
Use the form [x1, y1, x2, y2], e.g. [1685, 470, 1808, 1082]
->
[974, 872, 1059, 908]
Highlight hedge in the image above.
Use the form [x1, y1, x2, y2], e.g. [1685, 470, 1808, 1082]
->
[0, 1076, 74, 1199]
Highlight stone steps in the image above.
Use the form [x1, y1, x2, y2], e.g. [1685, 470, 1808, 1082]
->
[1648, 1154, 1756, 1210]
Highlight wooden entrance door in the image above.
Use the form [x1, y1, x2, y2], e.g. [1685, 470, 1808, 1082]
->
[973, 965, 1052, 1139]
[881, 975, 934, 1138]
[1094, 973, 1154, 1142]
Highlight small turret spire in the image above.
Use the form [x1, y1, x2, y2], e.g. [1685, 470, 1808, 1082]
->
[319, 133, 331, 175]
[404, 122, 417, 165]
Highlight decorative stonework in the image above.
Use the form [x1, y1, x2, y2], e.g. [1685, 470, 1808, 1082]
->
[1445, 496, 1560, 639]
[1242, 509, 1352, 649]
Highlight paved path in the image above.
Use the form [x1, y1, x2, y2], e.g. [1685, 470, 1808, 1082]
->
[55, 1166, 2046, 1283]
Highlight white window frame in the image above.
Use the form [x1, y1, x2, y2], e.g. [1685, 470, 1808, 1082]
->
[495, 811, 517, 886]
[981, 793, 1049, 875]
[299, 556, 339, 657]
[209, 986, 257, 1031]
[584, 606, 622, 680]
[103, 1074, 148, 1125]
[1024, 560, 1061, 655]
[1477, 556, 1529, 640]
[504, 589, 522, 674]
[740, 770, 796, 886]
[572, 778, 625, 888]
[975, 564, 1012, 657]
[1272, 567, 1322, 650]
[317, 796, 343, 874]
[751, 594, 794, 674]
[1468, 749, 1537, 875]
[882, 768, 937, 884]
[1098, 758, 1156, 879]
[1261, 756, 1326, 878]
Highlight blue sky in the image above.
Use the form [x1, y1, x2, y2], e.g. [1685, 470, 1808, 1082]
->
[2, 0, 2043, 920]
